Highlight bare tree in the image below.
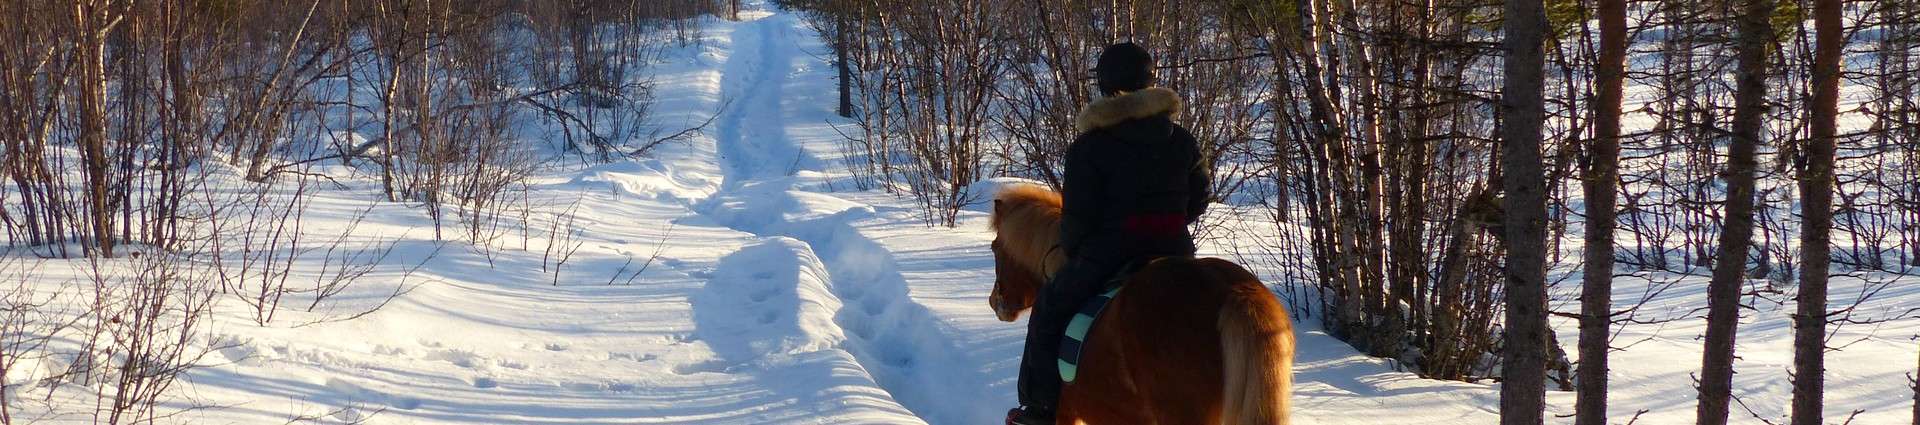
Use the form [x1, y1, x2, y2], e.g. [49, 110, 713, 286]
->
[71, 0, 119, 258]
[834, 13, 852, 118]
[1697, 0, 1773, 422]
[541, 199, 586, 286]
[1790, 0, 1841, 423]
[1499, 0, 1550, 421]
[87, 252, 223, 424]
[1575, 0, 1627, 422]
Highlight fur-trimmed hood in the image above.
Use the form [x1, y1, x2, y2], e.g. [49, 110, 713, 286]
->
[1076, 87, 1183, 133]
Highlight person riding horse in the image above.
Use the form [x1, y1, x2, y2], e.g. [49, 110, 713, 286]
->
[1007, 41, 1212, 425]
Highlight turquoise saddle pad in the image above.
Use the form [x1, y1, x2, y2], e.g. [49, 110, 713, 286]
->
[1057, 285, 1121, 383]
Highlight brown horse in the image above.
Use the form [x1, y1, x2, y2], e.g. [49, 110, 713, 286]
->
[989, 184, 1294, 425]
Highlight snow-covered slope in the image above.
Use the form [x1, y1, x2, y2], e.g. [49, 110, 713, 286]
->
[9, 2, 1914, 424]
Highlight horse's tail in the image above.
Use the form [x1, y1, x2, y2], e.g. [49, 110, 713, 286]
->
[1218, 281, 1294, 425]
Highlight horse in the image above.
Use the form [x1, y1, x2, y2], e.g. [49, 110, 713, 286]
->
[988, 184, 1294, 425]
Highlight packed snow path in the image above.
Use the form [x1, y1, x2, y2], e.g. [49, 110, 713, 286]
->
[686, 10, 1000, 424]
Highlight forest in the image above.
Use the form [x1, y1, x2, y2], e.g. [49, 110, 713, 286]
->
[0, 0, 1915, 423]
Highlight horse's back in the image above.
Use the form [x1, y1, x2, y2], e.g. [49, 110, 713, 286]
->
[1059, 257, 1292, 424]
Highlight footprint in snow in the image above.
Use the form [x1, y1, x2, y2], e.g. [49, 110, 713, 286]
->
[749, 288, 780, 302]
[424, 349, 484, 369]
[373, 344, 410, 356]
[217, 344, 260, 365]
[862, 297, 888, 316]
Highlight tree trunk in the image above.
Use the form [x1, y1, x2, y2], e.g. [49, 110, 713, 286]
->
[1697, 0, 1772, 423]
[1299, 0, 1367, 344]
[1395, 2, 1434, 339]
[1332, 0, 1390, 347]
[1790, 0, 1840, 423]
[1499, 0, 1549, 421]
[1429, 208, 1474, 379]
[74, 0, 117, 257]
[836, 14, 852, 118]
[1575, 0, 1626, 423]
[376, 1, 405, 201]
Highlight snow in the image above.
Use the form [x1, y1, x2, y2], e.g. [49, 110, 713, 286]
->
[5, 1, 1915, 424]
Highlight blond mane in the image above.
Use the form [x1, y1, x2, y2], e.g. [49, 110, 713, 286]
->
[990, 184, 1067, 277]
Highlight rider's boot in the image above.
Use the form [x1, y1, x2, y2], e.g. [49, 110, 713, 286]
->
[1005, 406, 1055, 425]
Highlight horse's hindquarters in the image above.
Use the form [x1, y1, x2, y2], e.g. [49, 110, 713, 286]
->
[1058, 258, 1293, 425]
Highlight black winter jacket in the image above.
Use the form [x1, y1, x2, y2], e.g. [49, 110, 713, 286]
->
[1057, 87, 1212, 262]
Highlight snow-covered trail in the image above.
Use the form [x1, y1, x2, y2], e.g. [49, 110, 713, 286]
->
[687, 9, 1002, 424]
[656, 6, 1517, 424]
[710, 13, 806, 189]
[646, 3, 1521, 424]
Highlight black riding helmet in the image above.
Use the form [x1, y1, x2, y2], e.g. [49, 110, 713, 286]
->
[1094, 42, 1154, 96]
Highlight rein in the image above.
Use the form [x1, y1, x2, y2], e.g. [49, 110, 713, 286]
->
[1039, 244, 1063, 279]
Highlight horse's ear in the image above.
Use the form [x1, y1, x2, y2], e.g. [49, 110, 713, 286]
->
[993, 199, 1004, 215]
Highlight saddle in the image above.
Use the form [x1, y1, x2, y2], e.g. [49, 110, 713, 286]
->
[1057, 257, 1161, 383]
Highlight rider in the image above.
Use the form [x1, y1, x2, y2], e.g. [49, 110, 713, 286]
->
[1007, 42, 1212, 425]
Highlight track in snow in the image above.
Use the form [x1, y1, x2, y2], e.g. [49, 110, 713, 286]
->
[686, 9, 1000, 425]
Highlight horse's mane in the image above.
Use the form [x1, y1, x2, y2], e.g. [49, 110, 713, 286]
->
[991, 184, 1066, 277]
